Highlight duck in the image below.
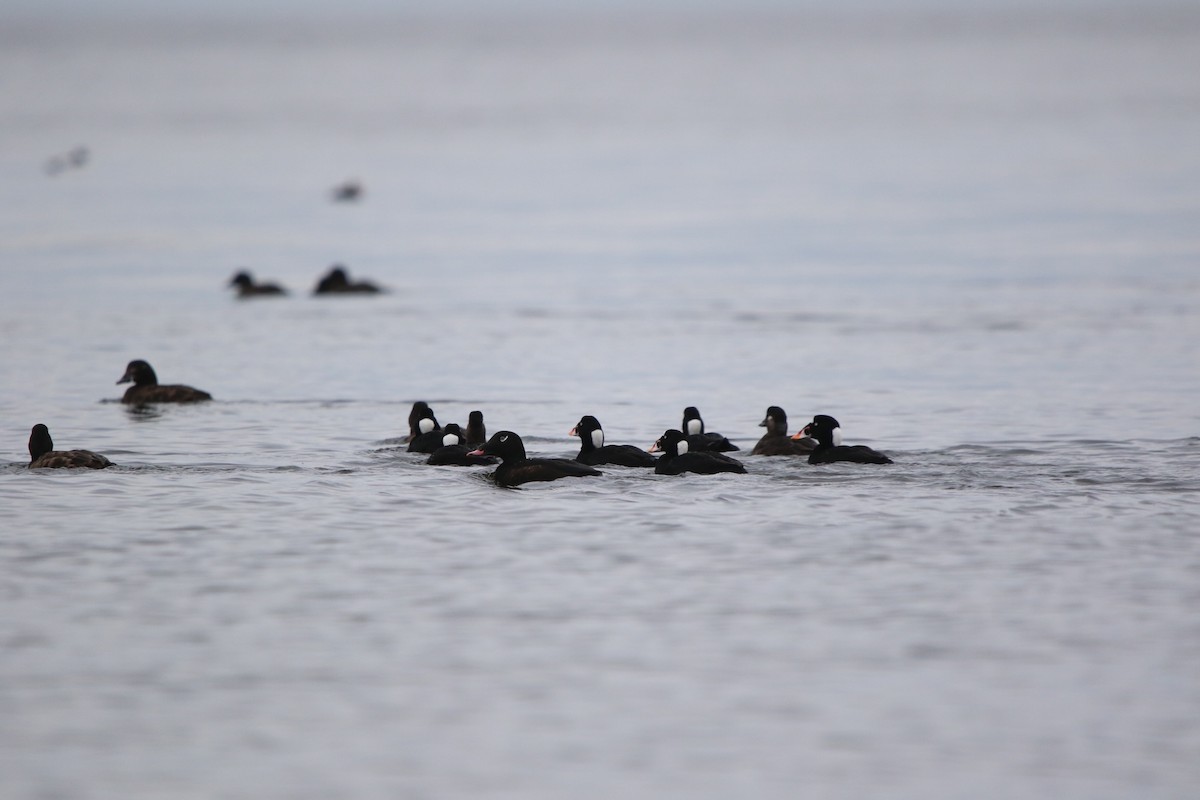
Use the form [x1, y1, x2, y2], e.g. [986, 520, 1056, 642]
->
[796, 415, 893, 464]
[117, 360, 212, 404]
[427, 424, 497, 466]
[468, 431, 602, 487]
[407, 405, 444, 454]
[751, 406, 816, 456]
[405, 401, 431, 442]
[569, 415, 657, 467]
[331, 180, 363, 203]
[681, 406, 739, 452]
[27, 424, 113, 469]
[313, 265, 382, 295]
[465, 410, 487, 448]
[650, 429, 746, 476]
[228, 270, 287, 297]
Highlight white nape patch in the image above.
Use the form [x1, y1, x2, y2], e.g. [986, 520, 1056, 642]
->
[676, 439, 689, 455]
[442, 433, 458, 447]
[686, 419, 702, 436]
[419, 418, 435, 434]
[591, 429, 604, 449]
[832, 427, 843, 446]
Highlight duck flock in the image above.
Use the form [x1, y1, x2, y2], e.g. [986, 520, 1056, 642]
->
[26, 266, 892, 482]
[26, 357, 893, 485]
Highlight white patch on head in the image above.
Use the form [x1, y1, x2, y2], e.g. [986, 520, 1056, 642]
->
[591, 429, 604, 449]
[685, 419, 701, 436]
[832, 427, 843, 446]
[419, 417, 435, 434]
[499, 434, 509, 442]
[676, 439, 689, 455]
[442, 433, 458, 447]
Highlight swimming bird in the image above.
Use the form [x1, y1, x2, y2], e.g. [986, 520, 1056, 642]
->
[796, 415, 893, 464]
[465, 410, 487, 448]
[569, 415, 657, 467]
[331, 180, 363, 202]
[27, 424, 113, 469]
[468, 431, 602, 487]
[650, 429, 746, 476]
[407, 405, 447, 453]
[427, 424, 497, 466]
[405, 401, 431, 442]
[117, 360, 212, 404]
[313, 265, 382, 295]
[228, 270, 287, 297]
[681, 406, 739, 452]
[751, 406, 815, 456]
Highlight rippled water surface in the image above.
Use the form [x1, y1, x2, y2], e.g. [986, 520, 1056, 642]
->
[2, 4, 1199, 798]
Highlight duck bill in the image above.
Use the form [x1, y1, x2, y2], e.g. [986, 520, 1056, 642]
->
[648, 442, 662, 453]
[568, 427, 578, 437]
[466, 448, 487, 457]
[116, 370, 132, 385]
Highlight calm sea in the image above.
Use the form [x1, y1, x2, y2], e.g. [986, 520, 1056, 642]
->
[2, 4, 1198, 798]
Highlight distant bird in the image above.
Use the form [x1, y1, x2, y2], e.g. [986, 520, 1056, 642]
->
[331, 180, 363, 202]
[407, 405, 444, 454]
[751, 406, 815, 456]
[44, 145, 89, 176]
[569, 415, 657, 467]
[468, 431, 602, 488]
[27, 424, 113, 469]
[427, 424, 497, 466]
[117, 360, 212, 404]
[681, 406, 739, 452]
[650, 429, 746, 476]
[313, 265, 382, 295]
[404, 401, 431, 442]
[228, 270, 287, 297]
[797, 415, 893, 464]
[465, 410, 487, 448]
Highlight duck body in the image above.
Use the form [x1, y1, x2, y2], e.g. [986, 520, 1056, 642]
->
[427, 425, 496, 466]
[800, 415, 893, 465]
[469, 431, 602, 487]
[681, 406, 739, 452]
[651, 429, 746, 475]
[313, 265, 382, 295]
[27, 424, 113, 469]
[229, 270, 287, 297]
[751, 406, 815, 456]
[117, 360, 212, 403]
[570, 415, 657, 468]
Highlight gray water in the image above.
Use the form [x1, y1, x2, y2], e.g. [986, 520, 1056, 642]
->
[2, 4, 1199, 798]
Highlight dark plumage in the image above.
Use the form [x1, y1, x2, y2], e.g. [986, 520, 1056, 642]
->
[569, 415, 657, 468]
[751, 406, 815, 456]
[650, 429, 746, 476]
[468, 431, 602, 487]
[681, 406, 739, 452]
[313, 265, 382, 295]
[229, 270, 287, 297]
[465, 410, 487, 448]
[331, 180, 363, 202]
[27, 424, 113, 469]
[427, 424, 497, 466]
[407, 405, 444, 453]
[117, 360, 212, 404]
[799, 414, 893, 465]
[406, 401, 430, 442]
